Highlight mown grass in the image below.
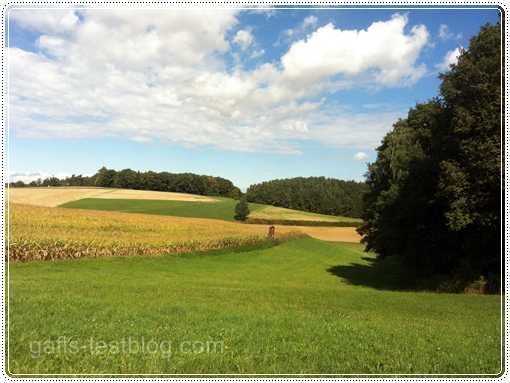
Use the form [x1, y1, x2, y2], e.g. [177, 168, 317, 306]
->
[59, 198, 266, 222]
[7, 238, 502, 377]
[59, 198, 360, 224]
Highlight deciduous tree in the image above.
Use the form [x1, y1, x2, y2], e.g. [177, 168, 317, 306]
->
[357, 22, 502, 287]
[234, 197, 250, 221]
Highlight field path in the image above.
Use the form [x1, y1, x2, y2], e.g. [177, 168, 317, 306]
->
[251, 224, 362, 243]
[285, 226, 362, 243]
[250, 206, 341, 222]
[7, 187, 218, 207]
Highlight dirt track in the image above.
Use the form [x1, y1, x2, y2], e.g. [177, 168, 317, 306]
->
[253, 224, 362, 243]
[290, 226, 362, 243]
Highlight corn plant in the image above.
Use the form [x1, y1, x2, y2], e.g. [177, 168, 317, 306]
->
[7, 204, 302, 261]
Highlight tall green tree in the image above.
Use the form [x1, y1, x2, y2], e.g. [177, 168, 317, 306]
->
[234, 197, 250, 221]
[436, 23, 502, 277]
[357, 22, 502, 285]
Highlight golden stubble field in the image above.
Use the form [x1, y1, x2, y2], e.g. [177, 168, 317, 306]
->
[7, 187, 218, 207]
[280, 226, 361, 242]
[249, 205, 340, 222]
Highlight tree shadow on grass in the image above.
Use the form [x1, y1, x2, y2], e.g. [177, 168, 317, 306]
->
[327, 257, 417, 292]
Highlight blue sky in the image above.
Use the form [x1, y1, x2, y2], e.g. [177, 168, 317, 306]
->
[6, 5, 500, 191]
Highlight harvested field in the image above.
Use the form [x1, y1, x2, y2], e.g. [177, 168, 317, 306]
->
[262, 225, 362, 243]
[7, 187, 218, 207]
[250, 205, 350, 222]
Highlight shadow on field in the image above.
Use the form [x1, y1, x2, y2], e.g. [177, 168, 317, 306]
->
[327, 257, 417, 291]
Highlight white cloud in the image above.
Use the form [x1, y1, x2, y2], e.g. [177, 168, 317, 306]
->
[302, 15, 318, 28]
[8, 10, 428, 156]
[130, 136, 154, 144]
[435, 46, 463, 72]
[7, 171, 80, 184]
[438, 24, 462, 41]
[250, 49, 265, 58]
[281, 13, 429, 88]
[233, 29, 254, 50]
[353, 152, 370, 162]
[306, 106, 403, 150]
[9, 8, 81, 34]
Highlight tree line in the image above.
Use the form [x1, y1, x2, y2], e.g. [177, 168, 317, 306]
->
[9, 167, 242, 199]
[357, 22, 502, 291]
[9, 174, 91, 188]
[9, 170, 368, 219]
[245, 177, 368, 218]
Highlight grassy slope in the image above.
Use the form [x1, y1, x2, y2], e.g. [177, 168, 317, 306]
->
[59, 198, 266, 222]
[249, 205, 362, 223]
[59, 198, 360, 224]
[8, 238, 502, 376]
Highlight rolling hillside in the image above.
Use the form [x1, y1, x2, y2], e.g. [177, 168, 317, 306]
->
[8, 187, 362, 243]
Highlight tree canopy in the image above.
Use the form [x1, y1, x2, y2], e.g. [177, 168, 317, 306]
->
[10, 167, 242, 200]
[234, 197, 250, 221]
[357, 22, 502, 287]
[245, 177, 367, 218]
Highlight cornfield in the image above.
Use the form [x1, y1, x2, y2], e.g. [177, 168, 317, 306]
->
[7, 203, 301, 261]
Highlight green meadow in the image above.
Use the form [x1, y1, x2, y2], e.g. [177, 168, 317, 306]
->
[7, 238, 502, 377]
[59, 197, 257, 221]
[59, 198, 360, 224]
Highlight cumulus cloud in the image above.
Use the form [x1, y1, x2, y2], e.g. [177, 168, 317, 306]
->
[233, 29, 254, 50]
[353, 152, 370, 162]
[9, 8, 81, 34]
[8, 9, 429, 155]
[435, 46, 463, 72]
[281, 13, 429, 88]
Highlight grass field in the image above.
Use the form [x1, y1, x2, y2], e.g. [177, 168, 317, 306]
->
[59, 197, 266, 222]
[7, 238, 502, 376]
[60, 197, 361, 225]
[9, 187, 361, 224]
[60, 197, 361, 227]
[6, 187, 503, 376]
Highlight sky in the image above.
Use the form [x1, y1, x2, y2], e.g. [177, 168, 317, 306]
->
[6, 4, 501, 191]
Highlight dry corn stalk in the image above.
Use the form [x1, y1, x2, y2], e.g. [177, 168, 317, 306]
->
[6, 203, 302, 261]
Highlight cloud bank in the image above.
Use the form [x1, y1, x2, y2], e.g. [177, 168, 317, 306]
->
[8, 9, 431, 155]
